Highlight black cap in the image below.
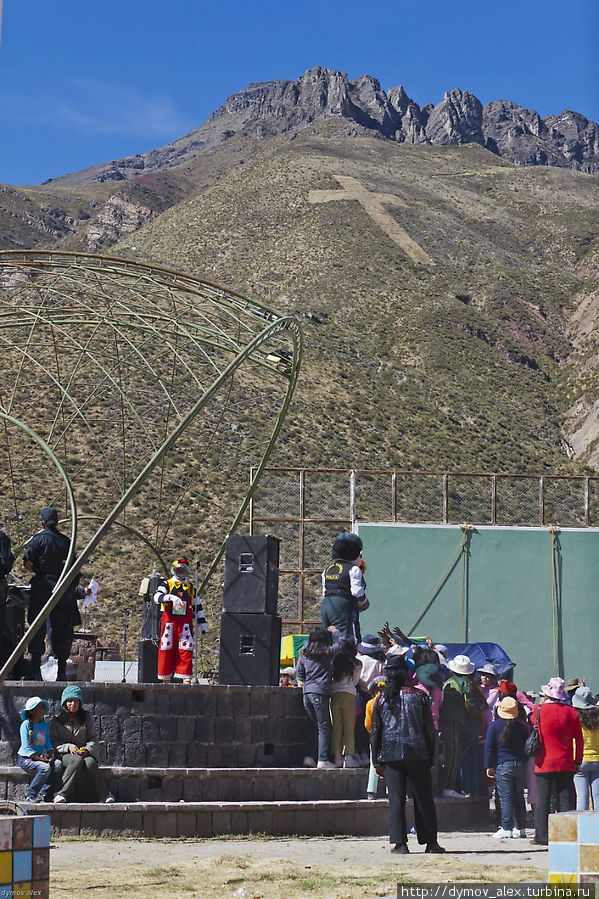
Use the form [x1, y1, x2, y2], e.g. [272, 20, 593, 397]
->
[40, 507, 58, 524]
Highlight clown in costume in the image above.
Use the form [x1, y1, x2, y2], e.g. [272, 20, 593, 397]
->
[153, 559, 207, 682]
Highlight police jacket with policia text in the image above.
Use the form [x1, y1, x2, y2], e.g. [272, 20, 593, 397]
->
[154, 577, 207, 633]
[322, 559, 364, 604]
[370, 686, 436, 765]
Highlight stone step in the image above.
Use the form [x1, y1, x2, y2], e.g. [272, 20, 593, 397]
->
[17, 796, 490, 838]
[0, 765, 370, 803]
[0, 682, 306, 768]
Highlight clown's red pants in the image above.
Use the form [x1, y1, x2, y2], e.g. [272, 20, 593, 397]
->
[157, 617, 194, 680]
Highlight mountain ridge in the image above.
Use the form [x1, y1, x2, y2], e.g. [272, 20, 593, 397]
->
[45, 66, 599, 187]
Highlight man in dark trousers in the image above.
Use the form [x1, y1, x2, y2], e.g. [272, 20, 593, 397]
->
[23, 507, 87, 681]
[321, 532, 365, 640]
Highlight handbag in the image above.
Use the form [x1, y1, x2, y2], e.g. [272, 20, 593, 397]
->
[524, 707, 542, 757]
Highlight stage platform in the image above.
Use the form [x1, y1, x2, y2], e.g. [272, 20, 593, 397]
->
[0, 682, 490, 837]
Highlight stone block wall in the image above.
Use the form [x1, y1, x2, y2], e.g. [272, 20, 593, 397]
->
[549, 811, 599, 884]
[0, 683, 306, 768]
[0, 814, 50, 899]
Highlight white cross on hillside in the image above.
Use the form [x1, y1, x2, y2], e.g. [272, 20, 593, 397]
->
[308, 175, 435, 266]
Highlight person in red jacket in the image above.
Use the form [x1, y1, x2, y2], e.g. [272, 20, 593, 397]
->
[531, 676, 583, 845]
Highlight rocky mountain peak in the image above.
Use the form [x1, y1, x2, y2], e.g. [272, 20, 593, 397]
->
[48, 67, 599, 185]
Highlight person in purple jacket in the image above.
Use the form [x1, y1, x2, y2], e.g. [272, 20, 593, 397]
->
[484, 696, 529, 839]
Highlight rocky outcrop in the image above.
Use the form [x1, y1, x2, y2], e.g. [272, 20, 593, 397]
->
[387, 86, 428, 143]
[50, 67, 599, 185]
[426, 89, 484, 146]
[86, 195, 154, 251]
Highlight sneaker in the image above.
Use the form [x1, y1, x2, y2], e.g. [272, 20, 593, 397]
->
[367, 792, 376, 800]
[492, 827, 512, 839]
[104, 793, 115, 803]
[316, 760, 336, 769]
[302, 756, 316, 768]
[344, 755, 360, 768]
[333, 755, 344, 768]
[513, 827, 526, 838]
[53, 793, 67, 804]
[425, 843, 446, 854]
[26, 794, 43, 803]
[442, 788, 463, 798]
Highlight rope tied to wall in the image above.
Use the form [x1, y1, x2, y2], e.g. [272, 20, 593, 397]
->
[407, 523, 472, 637]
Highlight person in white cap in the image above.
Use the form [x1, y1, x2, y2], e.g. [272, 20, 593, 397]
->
[439, 654, 486, 798]
[572, 685, 599, 811]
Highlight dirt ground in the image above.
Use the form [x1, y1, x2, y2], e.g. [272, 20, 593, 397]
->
[50, 831, 548, 898]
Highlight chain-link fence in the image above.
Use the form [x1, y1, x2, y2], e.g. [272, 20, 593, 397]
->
[249, 468, 599, 631]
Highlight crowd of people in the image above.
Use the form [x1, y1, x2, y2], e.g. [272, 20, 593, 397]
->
[5, 522, 598, 851]
[293, 531, 599, 853]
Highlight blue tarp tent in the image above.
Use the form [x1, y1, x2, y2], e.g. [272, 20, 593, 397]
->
[438, 642, 514, 675]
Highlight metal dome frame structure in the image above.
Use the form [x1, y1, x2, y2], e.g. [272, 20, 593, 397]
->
[0, 250, 302, 682]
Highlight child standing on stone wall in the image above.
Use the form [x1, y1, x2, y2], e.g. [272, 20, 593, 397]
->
[330, 639, 362, 768]
[296, 626, 343, 770]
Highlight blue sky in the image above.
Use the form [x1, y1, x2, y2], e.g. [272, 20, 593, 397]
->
[1, 0, 597, 185]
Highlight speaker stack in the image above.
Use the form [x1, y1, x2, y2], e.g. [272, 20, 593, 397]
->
[138, 571, 161, 683]
[219, 535, 281, 686]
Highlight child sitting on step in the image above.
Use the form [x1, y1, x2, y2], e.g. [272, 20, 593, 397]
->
[17, 696, 62, 802]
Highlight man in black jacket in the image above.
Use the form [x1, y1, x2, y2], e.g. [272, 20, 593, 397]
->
[371, 655, 445, 855]
[23, 507, 83, 681]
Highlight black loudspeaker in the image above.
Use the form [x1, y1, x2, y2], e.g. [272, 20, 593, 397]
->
[223, 535, 279, 614]
[218, 612, 281, 686]
[0, 586, 29, 678]
[140, 574, 161, 640]
[138, 639, 159, 683]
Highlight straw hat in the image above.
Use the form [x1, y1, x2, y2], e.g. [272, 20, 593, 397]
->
[497, 697, 519, 719]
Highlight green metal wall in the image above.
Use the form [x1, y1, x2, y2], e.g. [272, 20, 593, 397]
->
[357, 523, 596, 692]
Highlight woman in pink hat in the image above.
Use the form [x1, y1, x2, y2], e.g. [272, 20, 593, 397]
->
[530, 677, 583, 845]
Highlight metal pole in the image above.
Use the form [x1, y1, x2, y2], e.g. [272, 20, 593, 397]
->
[443, 474, 449, 524]
[121, 610, 129, 683]
[585, 477, 590, 527]
[491, 474, 497, 525]
[540, 476, 545, 526]
[299, 469, 305, 631]
[193, 561, 199, 683]
[392, 472, 397, 522]
[350, 470, 356, 530]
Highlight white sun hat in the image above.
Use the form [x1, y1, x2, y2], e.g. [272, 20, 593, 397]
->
[447, 654, 475, 676]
